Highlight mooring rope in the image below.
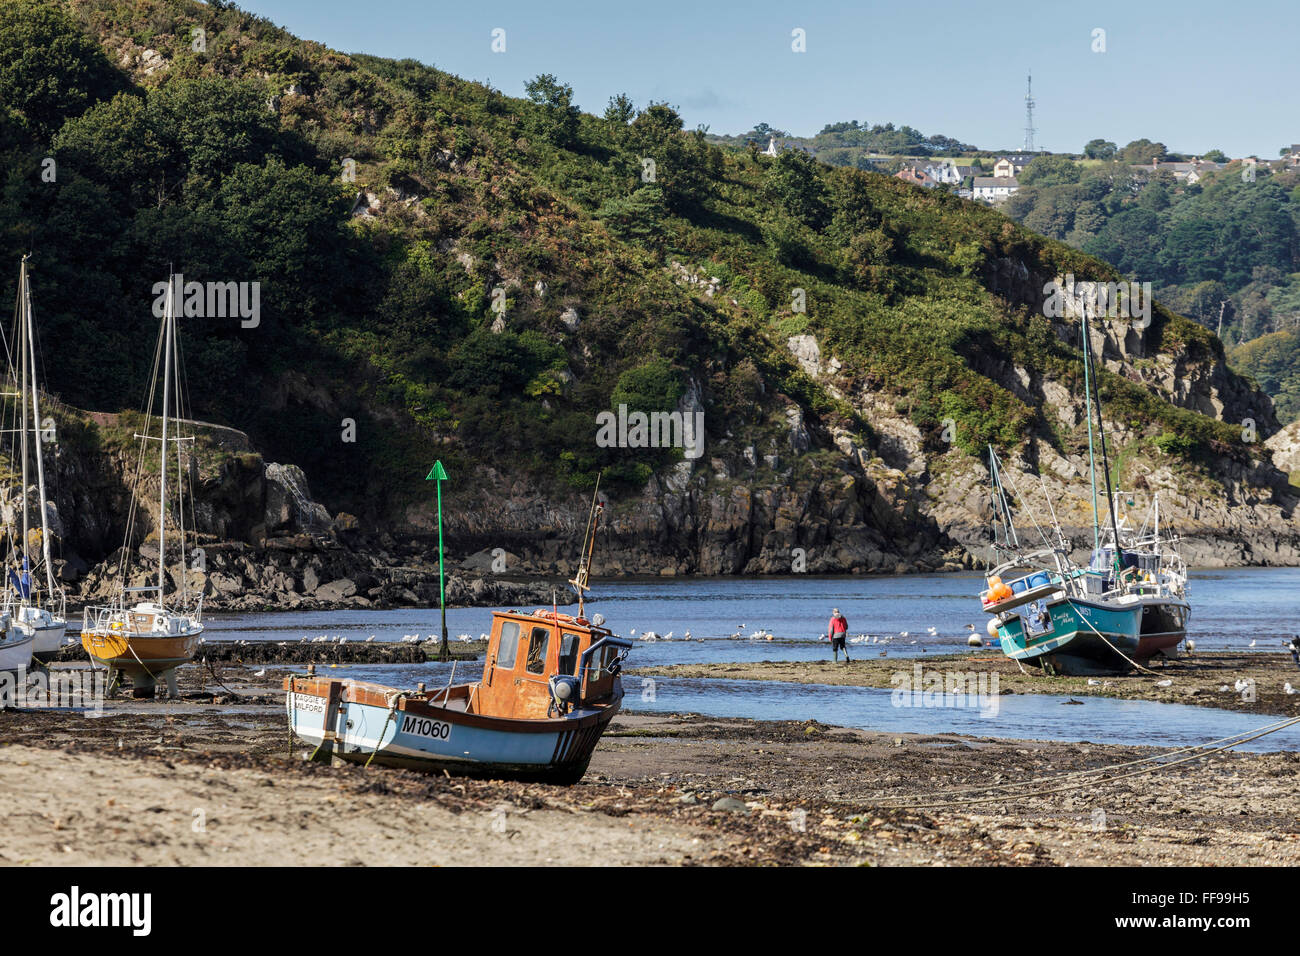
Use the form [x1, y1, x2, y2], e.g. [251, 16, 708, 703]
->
[871, 714, 1300, 810]
[868, 714, 1300, 805]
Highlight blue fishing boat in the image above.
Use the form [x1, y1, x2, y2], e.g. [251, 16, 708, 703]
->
[978, 307, 1183, 675]
[285, 480, 632, 783]
[983, 564, 1143, 675]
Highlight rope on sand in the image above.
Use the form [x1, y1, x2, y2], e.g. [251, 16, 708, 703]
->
[870, 714, 1300, 810]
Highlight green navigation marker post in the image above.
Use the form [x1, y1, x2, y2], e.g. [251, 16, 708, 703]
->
[426, 460, 450, 662]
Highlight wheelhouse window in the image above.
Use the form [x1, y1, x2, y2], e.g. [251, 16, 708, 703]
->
[526, 627, 551, 675]
[559, 632, 581, 675]
[497, 620, 521, 668]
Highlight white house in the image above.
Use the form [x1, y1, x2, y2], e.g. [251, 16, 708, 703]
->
[922, 161, 963, 185]
[973, 176, 1019, 203]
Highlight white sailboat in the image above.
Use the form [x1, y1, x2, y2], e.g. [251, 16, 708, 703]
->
[4, 256, 67, 663]
[81, 272, 203, 697]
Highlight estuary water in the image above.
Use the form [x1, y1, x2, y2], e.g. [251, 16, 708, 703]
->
[211, 568, 1300, 750]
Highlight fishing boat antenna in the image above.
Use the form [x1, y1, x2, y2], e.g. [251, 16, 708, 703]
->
[568, 474, 603, 618]
[1082, 311, 1124, 577]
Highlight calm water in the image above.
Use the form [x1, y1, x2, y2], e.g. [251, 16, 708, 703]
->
[208, 567, 1300, 660]
[211, 568, 1300, 750]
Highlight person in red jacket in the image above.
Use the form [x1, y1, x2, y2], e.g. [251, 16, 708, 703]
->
[828, 608, 850, 662]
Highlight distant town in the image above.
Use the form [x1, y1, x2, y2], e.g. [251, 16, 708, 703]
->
[752, 134, 1300, 205]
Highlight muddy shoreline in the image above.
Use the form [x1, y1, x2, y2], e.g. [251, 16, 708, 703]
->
[1, 657, 1297, 866]
[631, 652, 1300, 718]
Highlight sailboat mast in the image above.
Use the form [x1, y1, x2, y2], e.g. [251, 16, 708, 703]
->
[22, 261, 54, 599]
[1081, 313, 1100, 551]
[158, 274, 173, 601]
[18, 258, 31, 581]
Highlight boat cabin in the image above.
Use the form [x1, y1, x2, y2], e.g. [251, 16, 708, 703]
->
[475, 609, 623, 720]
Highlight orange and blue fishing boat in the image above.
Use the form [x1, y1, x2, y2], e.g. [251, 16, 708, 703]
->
[285, 482, 631, 783]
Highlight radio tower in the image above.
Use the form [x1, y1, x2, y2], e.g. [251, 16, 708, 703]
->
[1023, 71, 1036, 153]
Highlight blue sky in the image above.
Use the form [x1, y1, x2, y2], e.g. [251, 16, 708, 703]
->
[243, 0, 1299, 157]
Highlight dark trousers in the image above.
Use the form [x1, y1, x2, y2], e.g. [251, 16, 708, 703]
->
[831, 635, 848, 660]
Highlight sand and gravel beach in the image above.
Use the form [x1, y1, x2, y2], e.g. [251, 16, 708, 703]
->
[2, 650, 1298, 867]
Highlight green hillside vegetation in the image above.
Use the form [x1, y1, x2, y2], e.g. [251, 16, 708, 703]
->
[0, 0, 1263, 526]
[1000, 151, 1300, 420]
[710, 120, 979, 166]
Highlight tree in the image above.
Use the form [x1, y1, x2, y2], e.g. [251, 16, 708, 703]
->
[147, 78, 280, 184]
[1118, 139, 1167, 164]
[1083, 139, 1117, 160]
[1203, 149, 1227, 163]
[846, 228, 894, 291]
[52, 92, 167, 207]
[596, 184, 667, 244]
[1019, 154, 1082, 187]
[524, 73, 579, 148]
[603, 93, 635, 127]
[760, 149, 829, 228]
[624, 102, 711, 213]
[0, 0, 124, 138]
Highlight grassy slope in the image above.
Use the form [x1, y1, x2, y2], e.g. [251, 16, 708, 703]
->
[28, 0, 1268, 524]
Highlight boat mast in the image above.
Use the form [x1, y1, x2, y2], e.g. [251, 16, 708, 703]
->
[17, 258, 31, 593]
[1081, 310, 1124, 570]
[22, 259, 54, 601]
[568, 475, 603, 618]
[158, 274, 173, 603]
[1081, 312, 1100, 552]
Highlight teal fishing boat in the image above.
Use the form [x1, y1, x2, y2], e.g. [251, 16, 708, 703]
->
[978, 308, 1169, 675]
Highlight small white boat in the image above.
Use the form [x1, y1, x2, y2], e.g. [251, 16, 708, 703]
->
[3, 257, 67, 662]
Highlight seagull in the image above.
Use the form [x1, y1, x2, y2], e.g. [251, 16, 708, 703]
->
[365, 635, 376, 643]
[1088, 679, 1100, 686]
[927, 626, 938, 636]
[662, 631, 674, 640]
[683, 631, 692, 640]
[253, 668, 266, 677]
[312, 635, 328, 643]
[1155, 679, 1172, 687]
[1286, 683, 1297, 695]
[339, 637, 348, 645]
[900, 631, 909, 638]
[965, 624, 976, 631]
[1249, 639, 1257, 648]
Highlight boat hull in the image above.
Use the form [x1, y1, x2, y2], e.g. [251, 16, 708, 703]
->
[1134, 597, 1190, 659]
[286, 676, 622, 784]
[17, 620, 67, 663]
[0, 633, 35, 675]
[80, 628, 202, 677]
[996, 596, 1144, 675]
